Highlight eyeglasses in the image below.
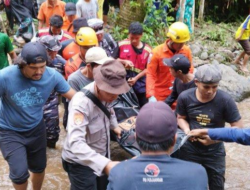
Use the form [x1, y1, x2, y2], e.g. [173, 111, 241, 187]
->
[93, 26, 103, 32]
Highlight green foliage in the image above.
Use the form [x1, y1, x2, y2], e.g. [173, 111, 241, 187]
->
[109, 0, 174, 48]
[129, 1, 140, 8]
[111, 26, 128, 42]
[194, 22, 239, 48]
[195, 0, 249, 23]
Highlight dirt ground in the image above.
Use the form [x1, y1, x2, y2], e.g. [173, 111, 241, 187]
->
[0, 100, 250, 190]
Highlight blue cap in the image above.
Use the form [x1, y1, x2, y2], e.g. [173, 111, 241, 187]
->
[21, 42, 48, 64]
[136, 102, 177, 143]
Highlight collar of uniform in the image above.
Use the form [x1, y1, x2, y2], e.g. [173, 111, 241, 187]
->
[86, 81, 113, 108]
[47, 0, 59, 8]
[163, 39, 171, 53]
[163, 39, 185, 53]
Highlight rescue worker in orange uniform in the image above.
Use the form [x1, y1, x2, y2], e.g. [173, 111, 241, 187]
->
[146, 22, 193, 102]
[59, 18, 89, 61]
[65, 27, 98, 79]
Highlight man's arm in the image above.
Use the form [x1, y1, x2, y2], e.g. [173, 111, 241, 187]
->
[37, 4, 45, 29]
[177, 114, 191, 134]
[230, 120, 243, 128]
[4, 34, 15, 64]
[62, 88, 76, 100]
[209, 128, 250, 145]
[8, 51, 16, 61]
[146, 52, 158, 98]
[165, 79, 178, 106]
[189, 128, 250, 145]
[117, 58, 134, 69]
[103, 161, 120, 175]
[127, 69, 146, 86]
[38, 20, 45, 30]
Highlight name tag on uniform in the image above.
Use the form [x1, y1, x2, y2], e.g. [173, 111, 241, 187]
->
[124, 49, 129, 53]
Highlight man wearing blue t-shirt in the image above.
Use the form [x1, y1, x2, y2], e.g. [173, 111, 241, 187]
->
[0, 42, 75, 190]
[107, 102, 208, 190]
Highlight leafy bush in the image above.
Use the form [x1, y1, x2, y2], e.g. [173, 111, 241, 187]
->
[109, 0, 174, 48]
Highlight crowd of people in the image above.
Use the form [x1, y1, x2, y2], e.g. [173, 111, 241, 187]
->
[0, 0, 250, 190]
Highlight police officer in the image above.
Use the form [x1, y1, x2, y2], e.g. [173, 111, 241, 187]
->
[62, 60, 130, 190]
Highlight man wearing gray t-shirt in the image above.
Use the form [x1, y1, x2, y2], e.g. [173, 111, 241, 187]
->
[76, 0, 98, 20]
[68, 47, 113, 92]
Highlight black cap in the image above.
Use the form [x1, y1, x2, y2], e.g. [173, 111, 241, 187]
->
[50, 15, 63, 28]
[195, 64, 222, 83]
[163, 54, 190, 72]
[65, 2, 76, 16]
[21, 42, 48, 64]
[136, 102, 177, 143]
[73, 18, 88, 33]
[39, 35, 62, 51]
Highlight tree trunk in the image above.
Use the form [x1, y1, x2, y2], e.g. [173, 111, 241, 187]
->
[198, 0, 205, 21]
[192, 0, 195, 32]
[179, 0, 186, 22]
[0, 13, 7, 34]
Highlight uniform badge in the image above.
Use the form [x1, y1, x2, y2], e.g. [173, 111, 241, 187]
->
[144, 164, 160, 177]
[74, 112, 84, 125]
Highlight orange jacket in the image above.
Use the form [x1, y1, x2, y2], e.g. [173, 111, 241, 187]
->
[62, 40, 79, 61]
[146, 40, 193, 101]
[62, 15, 77, 38]
[65, 53, 84, 79]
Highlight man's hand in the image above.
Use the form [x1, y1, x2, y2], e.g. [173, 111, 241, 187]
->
[127, 77, 137, 86]
[120, 60, 134, 69]
[196, 135, 219, 146]
[104, 161, 120, 175]
[189, 129, 208, 137]
[113, 127, 123, 139]
[184, 129, 190, 135]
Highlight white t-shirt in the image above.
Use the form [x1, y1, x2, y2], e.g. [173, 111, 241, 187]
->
[76, 0, 98, 20]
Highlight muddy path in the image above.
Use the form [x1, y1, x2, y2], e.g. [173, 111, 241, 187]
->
[0, 100, 250, 190]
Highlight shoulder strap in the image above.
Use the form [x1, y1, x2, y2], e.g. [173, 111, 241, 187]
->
[67, 23, 73, 32]
[81, 89, 111, 120]
[104, 33, 115, 49]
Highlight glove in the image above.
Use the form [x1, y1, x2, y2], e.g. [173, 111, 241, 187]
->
[149, 96, 157, 102]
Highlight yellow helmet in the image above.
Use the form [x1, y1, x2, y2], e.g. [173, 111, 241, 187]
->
[75, 27, 98, 46]
[166, 22, 190, 43]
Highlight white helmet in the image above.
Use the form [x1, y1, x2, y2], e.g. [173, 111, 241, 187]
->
[87, 18, 104, 34]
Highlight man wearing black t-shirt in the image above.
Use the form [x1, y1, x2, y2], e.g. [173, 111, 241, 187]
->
[176, 64, 243, 190]
[163, 54, 195, 107]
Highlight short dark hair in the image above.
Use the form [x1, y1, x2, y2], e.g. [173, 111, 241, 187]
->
[173, 67, 190, 74]
[136, 136, 175, 152]
[129, 22, 143, 35]
[50, 15, 63, 28]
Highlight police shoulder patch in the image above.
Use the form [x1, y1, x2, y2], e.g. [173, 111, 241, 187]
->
[74, 112, 84, 125]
